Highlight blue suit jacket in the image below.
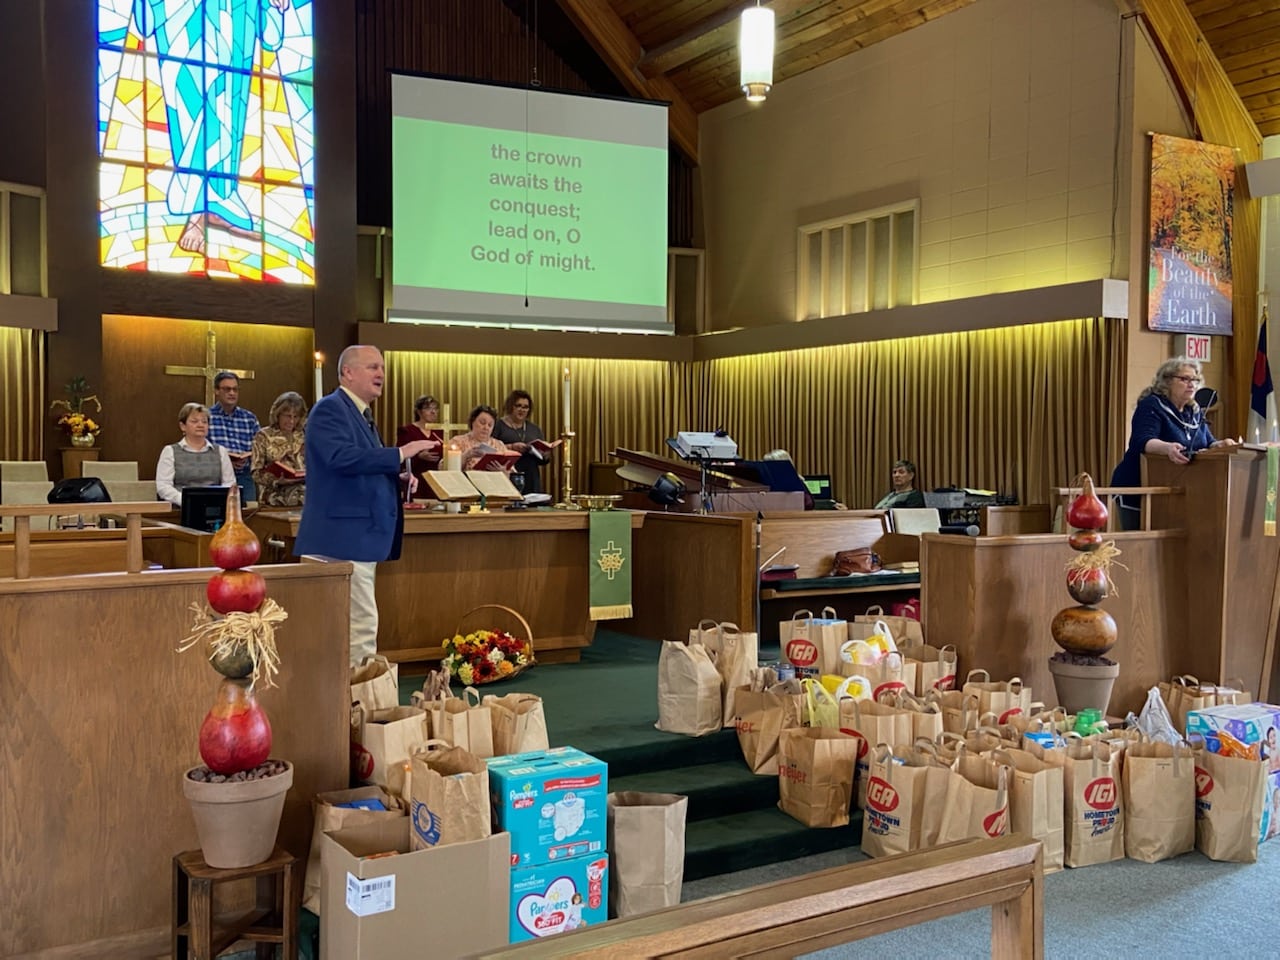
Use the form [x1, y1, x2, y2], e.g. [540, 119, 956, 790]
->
[295, 389, 406, 563]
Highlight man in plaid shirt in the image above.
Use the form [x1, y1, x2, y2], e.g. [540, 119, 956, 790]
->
[209, 371, 262, 502]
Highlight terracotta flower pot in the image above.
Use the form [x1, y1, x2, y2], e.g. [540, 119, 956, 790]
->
[182, 761, 293, 868]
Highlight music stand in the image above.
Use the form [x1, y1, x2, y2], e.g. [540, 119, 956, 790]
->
[664, 438, 738, 515]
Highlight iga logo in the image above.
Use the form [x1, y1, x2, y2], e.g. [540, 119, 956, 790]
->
[839, 730, 869, 759]
[1084, 777, 1117, 810]
[786, 638, 818, 667]
[873, 681, 907, 700]
[866, 777, 899, 812]
[984, 806, 1008, 837]
[1195, 767, 1213, 797]
[997, 707, 1023, 724]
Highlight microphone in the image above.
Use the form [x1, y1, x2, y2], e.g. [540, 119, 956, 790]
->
[939, 523, 981, 537]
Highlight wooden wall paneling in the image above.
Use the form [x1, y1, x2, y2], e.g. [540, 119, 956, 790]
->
[101, 315, 315, 477]
[0, 3, 45, 186]
[0, 564, 350, 956]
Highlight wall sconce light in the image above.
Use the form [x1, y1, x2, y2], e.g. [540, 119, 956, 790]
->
[739, 3, 775, 103]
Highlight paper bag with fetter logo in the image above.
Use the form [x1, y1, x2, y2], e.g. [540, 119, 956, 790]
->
[776, 727, 862, 828]
[1123, 740, 1195, 863]
[1062, 739, 1124, 867]
[733, 680, 806, 776]
[1194, 746, 1266, 863]
[859, 744, 951, 858]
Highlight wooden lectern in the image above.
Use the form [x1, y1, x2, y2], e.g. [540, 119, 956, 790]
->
[1146, 447, 1280, 700]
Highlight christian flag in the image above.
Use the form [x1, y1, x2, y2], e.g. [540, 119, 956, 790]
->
[1251, 311, 1276, 445]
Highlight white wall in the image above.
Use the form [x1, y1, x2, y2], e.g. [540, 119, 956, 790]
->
[699, 0, 1131, 331]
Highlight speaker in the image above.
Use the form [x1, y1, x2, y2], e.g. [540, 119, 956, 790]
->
[47, 476, 112, 504]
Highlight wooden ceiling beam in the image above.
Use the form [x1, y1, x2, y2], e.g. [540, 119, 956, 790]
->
[553, 0, 700, 163]
[637, 0, 821, 79]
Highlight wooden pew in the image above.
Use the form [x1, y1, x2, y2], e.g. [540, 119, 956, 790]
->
[474, 835, 1043, 959]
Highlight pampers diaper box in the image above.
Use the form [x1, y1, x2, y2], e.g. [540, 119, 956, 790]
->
[1186, 702, 1280, 843]
[487, 746, 608, 866]
[509, 853, 609, 943]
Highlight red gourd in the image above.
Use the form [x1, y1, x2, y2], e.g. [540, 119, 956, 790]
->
[199, 678, 272, 774]
[1065, 474, 1108, 531]
[207, 569, 267, 614]
[209, 485, 261, 569]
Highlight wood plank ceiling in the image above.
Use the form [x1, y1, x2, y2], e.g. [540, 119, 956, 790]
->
[1187, 0, 1280, 138]
[556, 0, 1280, 158]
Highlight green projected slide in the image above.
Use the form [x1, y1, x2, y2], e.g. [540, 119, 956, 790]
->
[392, 114, 668, 328]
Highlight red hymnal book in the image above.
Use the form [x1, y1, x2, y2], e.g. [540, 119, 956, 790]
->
[469, 450, 520, 471]
[529, 438, 563, 459]
[264, 460, 304, 480]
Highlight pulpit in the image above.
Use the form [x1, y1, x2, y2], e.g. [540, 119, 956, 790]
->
[1146, 447, 1280, 699]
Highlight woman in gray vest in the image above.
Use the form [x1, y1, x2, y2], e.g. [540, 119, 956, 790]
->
[155, 402, 236, 506]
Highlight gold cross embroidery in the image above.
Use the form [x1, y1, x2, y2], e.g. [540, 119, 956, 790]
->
[597, 540, 625, 580]
[164, 327, 255, 406]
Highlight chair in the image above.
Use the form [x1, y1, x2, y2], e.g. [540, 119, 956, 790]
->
[81, 460, 140, 481]
[1, 480, 55, 532]
[0, 460, 49, 483]
[100, 479, 161, 504]
[889, 507, 942, 537]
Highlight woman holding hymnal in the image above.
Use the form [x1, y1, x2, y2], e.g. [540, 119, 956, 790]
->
[453, 405, 521, 474]
[492, 389, 560, 494]
[395, 394, 445, 492]
[249, 391, 308, 507]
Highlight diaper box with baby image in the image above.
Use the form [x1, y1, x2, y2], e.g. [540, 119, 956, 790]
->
[508, 853, 609, 943]
[1186, 702, 1280, 844]
[487, 746, 608, 866]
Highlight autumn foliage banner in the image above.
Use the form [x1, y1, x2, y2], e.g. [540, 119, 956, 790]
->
[1148, 134, 1235, 336]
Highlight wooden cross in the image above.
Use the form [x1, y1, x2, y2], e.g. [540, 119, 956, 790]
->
[420, 403, 469, 442]
[164, 328, 255, 406]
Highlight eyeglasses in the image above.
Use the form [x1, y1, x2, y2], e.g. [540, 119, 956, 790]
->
[1172, 375, 1202, 385]
[513, 402, 531, 409]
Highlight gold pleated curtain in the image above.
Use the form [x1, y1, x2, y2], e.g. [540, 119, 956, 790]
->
[0, 327, 45, 459]
[386, 317, 1125, 508]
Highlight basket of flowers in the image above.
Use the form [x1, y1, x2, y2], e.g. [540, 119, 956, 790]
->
[442, 604, 536, 685]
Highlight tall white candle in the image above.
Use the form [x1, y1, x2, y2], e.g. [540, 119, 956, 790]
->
[313, 352, 324, 403]
[562, 366, 572, 433]
[445, 442, 462, 473]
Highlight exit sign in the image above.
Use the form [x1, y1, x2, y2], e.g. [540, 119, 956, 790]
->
[1182, 334, 1212, 362]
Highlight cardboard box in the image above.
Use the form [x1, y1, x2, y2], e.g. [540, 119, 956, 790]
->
[1187, 702, 1280, 844]
[487, 747, 608, 867]
[320, 819, 510, 959]
[509, 853, 609, 943]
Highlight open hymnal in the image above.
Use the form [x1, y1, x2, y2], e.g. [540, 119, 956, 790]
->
[464, 470, 523, 501]
[425, 470, 482, 502]
[264, 460, 304, 480]
[529, 438, 563, 460]
[469, 450, 521, 471]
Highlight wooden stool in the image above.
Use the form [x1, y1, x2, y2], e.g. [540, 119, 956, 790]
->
[172, 846, 298, 960]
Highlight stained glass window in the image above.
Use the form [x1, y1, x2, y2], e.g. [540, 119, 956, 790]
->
[97, 0, 315, 284]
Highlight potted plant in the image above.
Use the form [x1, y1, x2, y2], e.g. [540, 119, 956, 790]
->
[177, 485, 292, 868]
[49, 375, 102, 447]
[1047, 474, 1124, 714]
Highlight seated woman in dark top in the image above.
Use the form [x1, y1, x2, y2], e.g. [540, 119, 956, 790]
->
[1110, 356, 1236, 529]
[874, 459, 926, 510]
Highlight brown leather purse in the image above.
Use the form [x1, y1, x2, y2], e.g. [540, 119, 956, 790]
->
[830, 547, 882, 576]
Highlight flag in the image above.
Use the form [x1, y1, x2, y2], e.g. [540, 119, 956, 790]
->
[1250, 311, 1276, 444]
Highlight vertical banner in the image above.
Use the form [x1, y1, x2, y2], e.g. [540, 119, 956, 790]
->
[1148, 134, 1235, 335]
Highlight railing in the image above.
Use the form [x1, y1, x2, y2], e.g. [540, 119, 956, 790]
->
[473, 835, 1043, 959]
[1051, 485, 1182, 532]
[0, 502, 174, 579]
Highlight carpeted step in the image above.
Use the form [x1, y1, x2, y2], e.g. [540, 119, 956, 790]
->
[683, 807, 864, 882]
[610, 761, 779, 821]
[588, 728, 743, 779]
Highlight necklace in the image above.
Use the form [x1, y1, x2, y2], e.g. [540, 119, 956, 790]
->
[505, 417, 526, 441]
[1156, 397, 1201, 445]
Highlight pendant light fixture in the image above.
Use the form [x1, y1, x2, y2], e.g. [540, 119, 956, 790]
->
[739, 2, 775, 103]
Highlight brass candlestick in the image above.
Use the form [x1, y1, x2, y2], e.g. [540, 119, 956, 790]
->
[553, 431, 582, 510]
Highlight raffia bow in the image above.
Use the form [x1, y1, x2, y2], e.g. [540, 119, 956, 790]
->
[176, 599, 287, 689]
[1065, 540, 1127, 597]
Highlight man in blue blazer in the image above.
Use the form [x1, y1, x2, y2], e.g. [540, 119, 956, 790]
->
[296, 345, 437, 664]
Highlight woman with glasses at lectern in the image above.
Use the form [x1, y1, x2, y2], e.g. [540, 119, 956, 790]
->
[1109, 356, 1237, 529]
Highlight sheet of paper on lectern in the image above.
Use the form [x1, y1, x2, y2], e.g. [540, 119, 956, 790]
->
[465, 470, 523, 500]
[425, 470, 481, 501]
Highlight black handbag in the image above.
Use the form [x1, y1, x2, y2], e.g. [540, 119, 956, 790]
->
[47, 477, 112, 504]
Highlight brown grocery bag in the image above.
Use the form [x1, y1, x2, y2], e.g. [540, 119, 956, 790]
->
[1161, 675, 1252, 736]
[302, 785, 404, 914]
[898, 641, 958, 694]
[940, 691, 980, 734]
[780, 609, 846, 674]
[426, 686, 494, 758]
[962, 670, 1032, 724]
[859, 744, 950, 858]
[777, 727, 862, 828]
[734, 681, 805, 776]
[715, 623, 758, 726]
[358, 704, 432, 787]
[408, 741, 492, 850]
[889, 690, 944, 742]
[937, 752, 1009, 843]
[1195, 747, 1267, 863]
[850, 605, 923, 644]
[990, 748, 1064, 873]
[484, 692, 550, 756]
[1123, 741, 1195, 863]
[840, 698, 913, 808]
[350, 654, 400, 711]
[607, 792, 689, 918]
[655, 639, 722, 736]
[1062, 739, 1124, 867]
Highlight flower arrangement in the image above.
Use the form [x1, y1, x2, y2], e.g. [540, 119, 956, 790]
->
[57, 412, 101, 439]
[442, 628, 533, 685]
[50, 376, 103, 439]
